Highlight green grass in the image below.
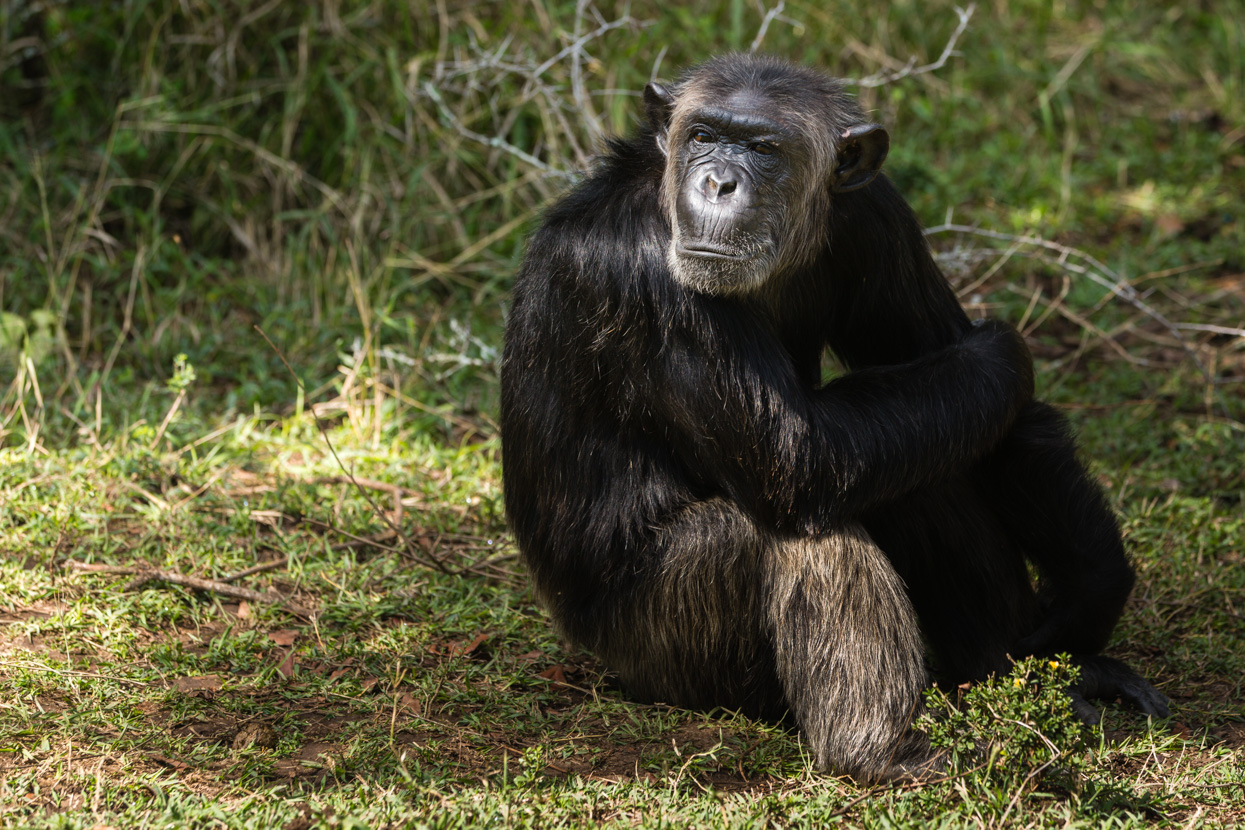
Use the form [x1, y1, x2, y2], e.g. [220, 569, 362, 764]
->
[2, 0, 1243, 827]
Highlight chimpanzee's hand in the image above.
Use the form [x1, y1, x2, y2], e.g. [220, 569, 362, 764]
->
[1063, 655, 1171, 725]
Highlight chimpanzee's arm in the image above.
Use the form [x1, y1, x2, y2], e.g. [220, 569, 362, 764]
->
[822, 177, 1143, 661]
[650, 300, 1034, 533]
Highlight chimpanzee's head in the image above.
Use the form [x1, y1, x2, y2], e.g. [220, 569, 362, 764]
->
[645, 55, 889, 295]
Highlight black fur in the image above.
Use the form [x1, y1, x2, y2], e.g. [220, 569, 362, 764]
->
[501, 55, 1167, 781]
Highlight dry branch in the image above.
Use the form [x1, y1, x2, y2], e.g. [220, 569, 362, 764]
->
[749, 2, 795, 54]
[66, 561, 313, 616]
[850, 5, 976, 88]
[423, 82, 574, 180]
[220, 558, 289, 583]
[925, 223, 1216, 381]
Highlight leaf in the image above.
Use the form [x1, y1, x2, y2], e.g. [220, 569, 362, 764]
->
[452, 632, 490, 657]
[538, 665, 568, 685]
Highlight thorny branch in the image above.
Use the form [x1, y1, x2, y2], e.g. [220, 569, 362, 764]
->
[423, 83, 575, 181]
[421, 2, 974, 176]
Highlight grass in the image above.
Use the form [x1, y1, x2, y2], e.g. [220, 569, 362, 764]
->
[2, 0, 1244, 826]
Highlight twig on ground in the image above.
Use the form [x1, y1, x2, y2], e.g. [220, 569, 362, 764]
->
[255, 325, 464, 575]
[826, 760, 990, 819]
[66, 561, 313, 617]
[305, 520, 519, 582]
[220, 558, 289, 584]
[0, 659, 146, 686]
[299, 516, 405, 556]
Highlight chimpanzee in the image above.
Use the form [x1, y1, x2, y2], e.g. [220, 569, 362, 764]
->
[500, 54, 1167, 781]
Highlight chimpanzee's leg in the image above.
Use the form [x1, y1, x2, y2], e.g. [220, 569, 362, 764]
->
[599, 499, 932, 781]
[975, 401, 1135, 655]
[972, 403, 1168, 716]
[766, 524, 931, 781]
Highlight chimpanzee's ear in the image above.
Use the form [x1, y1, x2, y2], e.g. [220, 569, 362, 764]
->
[644, 82, 675, 158]
[833, 123, 890, 192]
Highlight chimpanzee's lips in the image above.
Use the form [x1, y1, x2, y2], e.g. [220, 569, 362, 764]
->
[677, 243, 747, 260]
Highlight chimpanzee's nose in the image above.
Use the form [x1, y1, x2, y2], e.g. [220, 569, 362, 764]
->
[701, 172, 738, 202]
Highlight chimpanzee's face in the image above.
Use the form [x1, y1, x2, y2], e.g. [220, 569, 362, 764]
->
[645, 82, 890, 296]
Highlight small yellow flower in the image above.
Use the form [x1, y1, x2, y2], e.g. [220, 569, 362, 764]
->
[1013, 677, 1025, 688]
[1049, 660, 1060, 670]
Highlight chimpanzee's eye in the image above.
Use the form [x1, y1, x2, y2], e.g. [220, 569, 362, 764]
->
[751, 142, 776, 156]
[691, 130, 714, 144]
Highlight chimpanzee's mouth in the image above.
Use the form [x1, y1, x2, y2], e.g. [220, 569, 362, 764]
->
[677, 243, 747, 260]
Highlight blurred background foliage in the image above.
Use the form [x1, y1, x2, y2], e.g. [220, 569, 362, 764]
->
[2, 0, 1242, 454]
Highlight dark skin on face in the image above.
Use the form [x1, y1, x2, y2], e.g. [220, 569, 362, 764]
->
[674, 107, 788, 259]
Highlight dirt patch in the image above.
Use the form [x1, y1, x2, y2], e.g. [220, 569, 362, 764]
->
[1215, 721, 1245, 749]
[0, 602, 70, 656]
[272, 742, 342, 782]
